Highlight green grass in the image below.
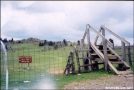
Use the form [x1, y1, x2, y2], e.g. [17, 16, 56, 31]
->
[1, 42, 133, 89]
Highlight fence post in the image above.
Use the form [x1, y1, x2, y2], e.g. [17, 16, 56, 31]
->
[102, 28, 108, 71]
[86, 26, 92, 71]
[127, 45, 132, 66]
[80, 39, 85, 70]
[121, 41, 126, 61]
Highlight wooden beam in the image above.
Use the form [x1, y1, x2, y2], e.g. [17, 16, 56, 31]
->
[102, 28, 108, 71]
[86, 28, 92, 71]
[127, 46, 132, 66]
[94, 27, 102, 45]
[80, 39, 85, 70]
[83, 29, 87, 40]
[101, 25, 130, 45]
[121, 41, 126, 61]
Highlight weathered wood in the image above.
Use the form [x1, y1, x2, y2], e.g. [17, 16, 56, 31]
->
[86, 28, 92, 71]
[110, 61, 124, 64]
[63, 51, 75, 75]
[90, 43, 104, 60]
[74, 49, 81, 73]
[107, 45, 130, 68]
[101, 25, 130, 45]
[94, 27, 102, 45]
[102, 28, 108, 71]
[87, 24, 113, 48]
[83, 30, 87, 40]
[80, 39, 85, 70]
[71, 52, 75, 74]
[127, 46, 132, 66]
[107, 61, 119, 74]
[121, 41, 126, 61]
[108, 55, 118, 59]
[94, 58, 103, 61]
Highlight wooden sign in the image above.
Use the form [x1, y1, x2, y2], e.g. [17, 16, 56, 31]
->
[19, 56, 32, 63]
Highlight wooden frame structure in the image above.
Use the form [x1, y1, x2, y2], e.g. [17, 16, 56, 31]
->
[64, 24, 133, 75]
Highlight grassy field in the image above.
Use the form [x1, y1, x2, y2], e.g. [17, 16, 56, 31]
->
[1, 42, 133, 89]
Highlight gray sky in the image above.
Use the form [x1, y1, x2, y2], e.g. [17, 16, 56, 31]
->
[1, 1, 133, 45]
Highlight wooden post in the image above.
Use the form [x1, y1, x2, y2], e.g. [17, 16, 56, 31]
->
[86, 27, 92, 71]
[71, 52, 75, 73]
[80, 39, 85, 70]
[102, 28, 108, 71]
[127, 45, 132, 66]
[121, 41, 126, 61]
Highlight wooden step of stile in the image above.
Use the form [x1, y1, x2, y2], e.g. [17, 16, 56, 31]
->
[100, 50, 112, 54]
[110, 61, 124, 64]
[94, 58, 103, 61]
[108, 55, 118, 59]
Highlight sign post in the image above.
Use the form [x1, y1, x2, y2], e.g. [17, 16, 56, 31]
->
[19, 56, 32, 69]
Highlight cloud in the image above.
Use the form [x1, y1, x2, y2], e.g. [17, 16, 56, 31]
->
[1, 1, 133, 45]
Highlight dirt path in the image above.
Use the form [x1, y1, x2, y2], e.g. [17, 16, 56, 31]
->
[63, 74, 134, 89]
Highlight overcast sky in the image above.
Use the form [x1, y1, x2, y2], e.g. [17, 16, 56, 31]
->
[1, 1, 133, 45]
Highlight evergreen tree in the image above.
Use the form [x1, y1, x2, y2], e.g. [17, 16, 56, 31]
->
[11, 38, 14, 42]
[44, 40, 47, 45]
[77, 40, 80, 45]
[63, 39, 68, 46]
[39, 42, 42, 46]
[48, 41, 54, 46]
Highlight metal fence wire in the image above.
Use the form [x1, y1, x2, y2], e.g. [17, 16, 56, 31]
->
[1, 42, 72, 89]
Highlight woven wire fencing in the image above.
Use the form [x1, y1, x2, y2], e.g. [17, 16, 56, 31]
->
[1, 42, 73, 89]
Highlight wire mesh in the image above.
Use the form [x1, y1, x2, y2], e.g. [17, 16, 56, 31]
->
[1, 42, 72, 89]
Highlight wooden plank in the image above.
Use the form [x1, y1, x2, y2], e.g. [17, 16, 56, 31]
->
[80, 39, 85, 68]
[110, 61, 124, 64]
[74, 49, 81, 73]
[127, 46, 132, 66]
[94, 27, 102, 45]
[108, 55, 118, 59]
[102, 25, 130, 45]
[107, 61, 119, 74]
[107, 45, 130, 68]
[121, 41, 126, 61]
[86, 28, 92, 71]
[102, 29, 108, 71]
[94, 58, 103, 61]
[82, 29, 87, 40]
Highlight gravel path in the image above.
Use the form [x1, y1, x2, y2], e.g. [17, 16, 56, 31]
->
[63, 74, 134, 89]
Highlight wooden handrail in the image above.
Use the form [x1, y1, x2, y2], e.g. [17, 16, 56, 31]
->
[101, 25, 130, 45]
[82, 29, 87, 40]
[86, 24, 113, 47]
[94, 27, 102, 45]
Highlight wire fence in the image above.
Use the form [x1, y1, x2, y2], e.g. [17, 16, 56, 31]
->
[1, 42, 72, 89]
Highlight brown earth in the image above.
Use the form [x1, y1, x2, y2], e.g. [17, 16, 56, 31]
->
[63, 74, 134, 89]
[48, 68, 63, 75]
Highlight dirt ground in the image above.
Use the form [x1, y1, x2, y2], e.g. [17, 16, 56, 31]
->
[48, 68, 63, 75]
[63, 74, 134, 89]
